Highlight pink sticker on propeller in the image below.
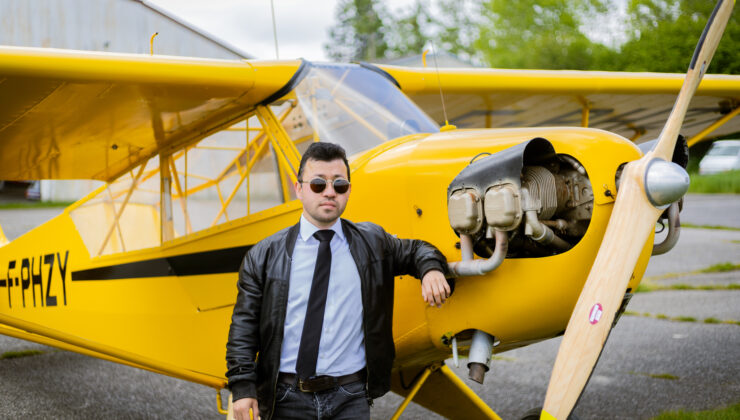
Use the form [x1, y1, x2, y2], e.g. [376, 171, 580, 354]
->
[589, 303, 603, 325]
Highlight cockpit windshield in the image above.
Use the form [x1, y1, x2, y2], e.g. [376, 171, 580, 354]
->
[275, 63, 439, 157]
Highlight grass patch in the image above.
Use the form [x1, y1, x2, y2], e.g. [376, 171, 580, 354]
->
[623, 311, 740, 326]
[671, 284, 740, 291]
[651, 401, 740, 420]
[0, 201, 74, 209]
[0, 350, 44, 360]
[637, 262, 740, 293]
[636, 282, 740, 292]
[688, 170, 740, 194]
[644, 272, 687, 282]
[699, 284, 740, 291]
[491, 355, 516, 362]
[681, 223, 740, 231]
[636, 282, 657, 293]
[630, 371, 680, 380]
[700, 263, 740, 273]
[674, 316, 697, 323]
[648, 373, 680, 380]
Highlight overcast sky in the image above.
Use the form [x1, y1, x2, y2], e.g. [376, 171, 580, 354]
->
[148, 0, 415, 60]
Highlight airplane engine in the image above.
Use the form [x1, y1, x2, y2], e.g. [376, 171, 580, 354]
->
[446, 137, 596, 383]
[447, 138, 593, 261]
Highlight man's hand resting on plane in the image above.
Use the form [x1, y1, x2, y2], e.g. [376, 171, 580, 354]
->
[421, 270, 450, 308]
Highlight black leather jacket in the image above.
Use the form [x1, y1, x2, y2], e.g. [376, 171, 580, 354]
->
[226, 218, 448, 419]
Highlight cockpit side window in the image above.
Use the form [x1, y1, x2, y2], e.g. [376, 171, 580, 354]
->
[69, 63, 437, 257]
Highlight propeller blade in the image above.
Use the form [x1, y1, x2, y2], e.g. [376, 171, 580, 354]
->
[540, 2, 735, 419]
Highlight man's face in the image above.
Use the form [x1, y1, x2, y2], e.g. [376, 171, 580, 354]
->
[294, 158, 351, 228]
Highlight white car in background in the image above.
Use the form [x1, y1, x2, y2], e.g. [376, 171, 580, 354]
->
[698, 140, 740, 175]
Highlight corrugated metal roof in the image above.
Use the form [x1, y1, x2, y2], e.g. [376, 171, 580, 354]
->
[0, 0, 252, 59]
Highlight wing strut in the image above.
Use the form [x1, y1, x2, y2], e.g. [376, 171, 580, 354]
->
[390, 363, 501, 419]
[687, 105, 740, 146]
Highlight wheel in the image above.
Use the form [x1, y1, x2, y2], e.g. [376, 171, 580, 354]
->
[519, 407, 580, 420]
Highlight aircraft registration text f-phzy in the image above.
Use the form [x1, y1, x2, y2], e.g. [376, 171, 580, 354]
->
[0, 251, 69, 309]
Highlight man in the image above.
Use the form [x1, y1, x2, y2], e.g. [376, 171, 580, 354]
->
[226, 142, 451, 420]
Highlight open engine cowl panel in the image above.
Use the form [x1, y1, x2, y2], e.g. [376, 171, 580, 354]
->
[447, 138, 594, 259]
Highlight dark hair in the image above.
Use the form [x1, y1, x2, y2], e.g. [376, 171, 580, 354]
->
[297, 142, 351, 182]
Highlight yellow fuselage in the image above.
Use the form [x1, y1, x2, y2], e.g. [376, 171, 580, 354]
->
[0, 126, 651, 387]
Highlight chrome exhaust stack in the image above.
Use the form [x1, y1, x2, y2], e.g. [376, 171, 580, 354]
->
[467, 330, 495, 384]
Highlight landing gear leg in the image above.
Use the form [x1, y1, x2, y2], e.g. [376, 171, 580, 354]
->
[390, 363, 440, 420]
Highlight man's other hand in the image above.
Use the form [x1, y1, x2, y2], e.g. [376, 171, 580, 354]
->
[421, 270, 450, 308]
[233, 397, 259, 420]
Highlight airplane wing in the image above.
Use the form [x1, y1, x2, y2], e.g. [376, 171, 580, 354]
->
[379, 65, 740, 145]
[0, 46, 300, 181]
[2, 45, 738, 183]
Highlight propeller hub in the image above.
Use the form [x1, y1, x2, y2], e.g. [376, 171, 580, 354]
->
[644, 159, 690, 209]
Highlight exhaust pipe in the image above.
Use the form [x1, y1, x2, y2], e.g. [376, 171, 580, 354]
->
[448, 230, 508, 277]
[467, 330, 495, 384]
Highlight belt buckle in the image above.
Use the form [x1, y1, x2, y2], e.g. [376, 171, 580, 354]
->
[297, 376, 335, 392]
[297, 378, 311, 392]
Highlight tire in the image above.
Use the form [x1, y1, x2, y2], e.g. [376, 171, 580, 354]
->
[519, 407, 580, 420]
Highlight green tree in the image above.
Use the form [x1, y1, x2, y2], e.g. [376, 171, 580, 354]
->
[434, 0, 481, 63]
[384, 0, 479, 62]
[324, 0, 737, 73]
[385, 0, 433, 58]
[475, 0, 618, 70]
[326, 0, 481, 63]
[616, 0, 739, 73]
[325, 0, 390, 62]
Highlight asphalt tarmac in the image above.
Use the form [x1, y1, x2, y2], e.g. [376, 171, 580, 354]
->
[0, 194, 738, 419]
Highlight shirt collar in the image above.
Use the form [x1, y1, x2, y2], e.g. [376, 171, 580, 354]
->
[299, 214, 345, 243]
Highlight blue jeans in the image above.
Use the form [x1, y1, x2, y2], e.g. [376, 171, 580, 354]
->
[272, 380, 371, 419]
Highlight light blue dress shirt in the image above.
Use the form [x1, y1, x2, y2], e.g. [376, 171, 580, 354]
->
[278, 215, 366, 376]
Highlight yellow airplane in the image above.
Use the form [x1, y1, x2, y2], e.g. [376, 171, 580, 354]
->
[0, 1, 737, 419]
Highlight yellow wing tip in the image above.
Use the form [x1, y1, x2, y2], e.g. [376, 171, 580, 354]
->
[540, 410, 558, 420]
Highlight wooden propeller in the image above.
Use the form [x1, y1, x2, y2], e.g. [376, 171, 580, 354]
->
[540, 2, 735, 419]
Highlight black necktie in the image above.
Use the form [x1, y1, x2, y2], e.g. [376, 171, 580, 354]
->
[295, 229, 335, 379]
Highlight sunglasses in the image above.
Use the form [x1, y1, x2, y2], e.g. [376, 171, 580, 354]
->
[300, 178, 350, 194]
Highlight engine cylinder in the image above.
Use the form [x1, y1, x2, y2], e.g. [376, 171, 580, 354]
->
[521, 166, 567, 219]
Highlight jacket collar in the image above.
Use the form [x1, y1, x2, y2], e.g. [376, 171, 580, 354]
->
[298, 215, 345, 243]
[286, 217, 357, 259]
[286, 221, 301, 259]
[340, 218, 354, 247]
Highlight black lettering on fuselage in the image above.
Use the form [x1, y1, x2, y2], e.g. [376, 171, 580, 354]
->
[44, 254, 57, 307]
[5, 260, 14, 308]
[20, 258, 30, 308]
[57, 251, 69, 305]
[0, 251, 69, 309]
[31, 256, 43, 307]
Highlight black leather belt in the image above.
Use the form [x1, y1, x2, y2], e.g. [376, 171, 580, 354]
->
[278, 369, 366, 393]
